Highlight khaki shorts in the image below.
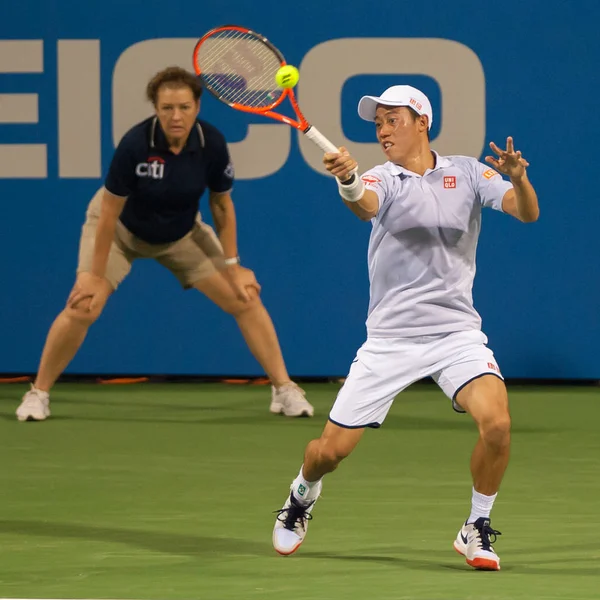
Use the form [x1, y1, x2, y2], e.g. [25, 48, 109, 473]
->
[77, 188, 225, 290]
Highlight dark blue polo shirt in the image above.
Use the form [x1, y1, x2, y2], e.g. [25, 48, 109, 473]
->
[105, 116, 234, 244]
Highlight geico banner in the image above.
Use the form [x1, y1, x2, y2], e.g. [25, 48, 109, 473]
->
[0, 37, 484, 179]
[1, 1, 599, 379]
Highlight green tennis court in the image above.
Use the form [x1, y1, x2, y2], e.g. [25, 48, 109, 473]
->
[1, 382, 598, 600]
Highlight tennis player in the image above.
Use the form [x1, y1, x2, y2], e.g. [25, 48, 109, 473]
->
[272, 85, 539, 570]
[16, 66, 313, 422]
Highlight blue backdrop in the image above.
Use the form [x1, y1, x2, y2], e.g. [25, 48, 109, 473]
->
[1, 0, 598, 378]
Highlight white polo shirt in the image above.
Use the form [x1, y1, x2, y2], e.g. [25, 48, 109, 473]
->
[361, 152, 513, 338]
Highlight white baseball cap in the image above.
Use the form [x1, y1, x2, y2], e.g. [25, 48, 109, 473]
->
[358, 85, 433, 130]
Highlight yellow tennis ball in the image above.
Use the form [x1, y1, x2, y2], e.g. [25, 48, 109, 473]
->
[275, 65, 300, 89]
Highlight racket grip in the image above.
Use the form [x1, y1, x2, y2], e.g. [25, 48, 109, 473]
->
[304, 126, 339, 154]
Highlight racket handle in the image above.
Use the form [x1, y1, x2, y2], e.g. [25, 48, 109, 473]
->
[304, 126, 339, 154]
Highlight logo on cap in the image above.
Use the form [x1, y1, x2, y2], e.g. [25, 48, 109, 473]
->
[409, 97, 423, 111]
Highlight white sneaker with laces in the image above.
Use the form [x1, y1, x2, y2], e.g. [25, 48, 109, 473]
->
[270, 383, 314, 417]
[16, 386, 51, 422]
[273, 482, 322, 555]
[453, 517, 502, 570]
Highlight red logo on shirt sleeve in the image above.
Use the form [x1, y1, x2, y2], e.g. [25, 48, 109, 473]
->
[443, 176, 456, 189]
[361, 175, 381, 185]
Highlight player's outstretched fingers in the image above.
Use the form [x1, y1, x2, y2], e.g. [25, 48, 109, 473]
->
[489, 141, 506, 157]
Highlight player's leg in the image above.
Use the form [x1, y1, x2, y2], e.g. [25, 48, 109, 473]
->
[273, 337, 416, 555]
[193, 271, 313, 416]
[458, 375, 510, 500]
[157, 219, 312, 417]
[17, 190, 132, 421]
[454, 375, 509, 570]
[432, 330, 508, 570]
[34, 274, 113, 392]
[273, 421, 364, 555]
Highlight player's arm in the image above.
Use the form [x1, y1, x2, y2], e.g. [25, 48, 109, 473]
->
[486, 137, 539, 223]
[209, 189, 261, 303]
[500, 175, 539, 223]
[90, 135, 137, 278]
[90, 189, 126, 278]
[208, 191, 239, 262]
[323, 147, 379, 221]
[207, 132, 240, 261]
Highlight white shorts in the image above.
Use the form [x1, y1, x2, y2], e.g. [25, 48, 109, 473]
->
[329, 330, 503, 429]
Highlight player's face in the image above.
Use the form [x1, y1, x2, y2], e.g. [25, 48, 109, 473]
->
[374, 106, 424, 163]
[155, 86, 200, 144]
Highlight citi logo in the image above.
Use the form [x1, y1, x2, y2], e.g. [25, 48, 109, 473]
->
[136, 156, 165, 179]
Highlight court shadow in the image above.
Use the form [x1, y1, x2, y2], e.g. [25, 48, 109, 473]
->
[298, 549, 464, 573]
[0, 409, 559, 432]
[0, 519, 272, 558]
[300, 545, 600, 577]
[0, 411, 319, 427]
[0, 391, 260, 415]
[299, 549, 600, 577]
[56, 413, 317, 427]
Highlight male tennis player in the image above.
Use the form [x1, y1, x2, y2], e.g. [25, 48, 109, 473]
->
[272, 85, 539, 570]
[17, 66, 313, 421]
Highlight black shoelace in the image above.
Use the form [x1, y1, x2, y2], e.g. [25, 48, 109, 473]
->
[477, 523, 502, 551]
[274, 497, 313, 531]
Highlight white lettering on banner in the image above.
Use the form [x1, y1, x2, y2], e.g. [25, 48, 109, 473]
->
[0, 94, 38, 123]
[298, 38, 486, 174]
[0, 37, 486, 179]
[112, 39, 290, 180]
[57, 40, 101, 177]
[0, 40, 47, 178]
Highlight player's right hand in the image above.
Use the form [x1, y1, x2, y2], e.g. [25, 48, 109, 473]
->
[67, 272, 107, 312]
[323, 146, 358, 182]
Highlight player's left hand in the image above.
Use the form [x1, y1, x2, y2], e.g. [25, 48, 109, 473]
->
[485, 137, 530, 180]
[226, 265, 261, 303]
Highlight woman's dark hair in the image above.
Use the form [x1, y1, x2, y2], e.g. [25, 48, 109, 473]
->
[146, 66, 203, 105]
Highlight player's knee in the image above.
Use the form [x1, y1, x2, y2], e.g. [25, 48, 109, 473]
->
[318, 437, 354, 467]
[480, 412, 511, 449]
[65, 299, 104, 326]
[223, 293, 262, 317]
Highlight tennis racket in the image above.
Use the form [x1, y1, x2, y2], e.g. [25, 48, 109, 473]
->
[192, 25, 339, 155]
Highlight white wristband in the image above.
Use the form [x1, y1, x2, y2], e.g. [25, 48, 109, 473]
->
[337, 171, 365, 203]
[224, 256, 240, 265]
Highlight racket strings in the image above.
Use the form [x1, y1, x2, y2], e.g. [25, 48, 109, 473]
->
[197, 30, 283, 108]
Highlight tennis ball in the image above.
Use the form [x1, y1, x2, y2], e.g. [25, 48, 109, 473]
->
[275, 65, 300, 89]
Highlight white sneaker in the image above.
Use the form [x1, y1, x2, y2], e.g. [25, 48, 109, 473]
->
[273, 483, 321, 555]
[270, 383, 314, 417]
[453, 517, 502, 570]
[16, 386, 51, 422]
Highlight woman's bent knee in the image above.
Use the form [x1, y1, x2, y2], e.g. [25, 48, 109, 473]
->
[64, 298, 105, 326]
[223, 294, 262, 317]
